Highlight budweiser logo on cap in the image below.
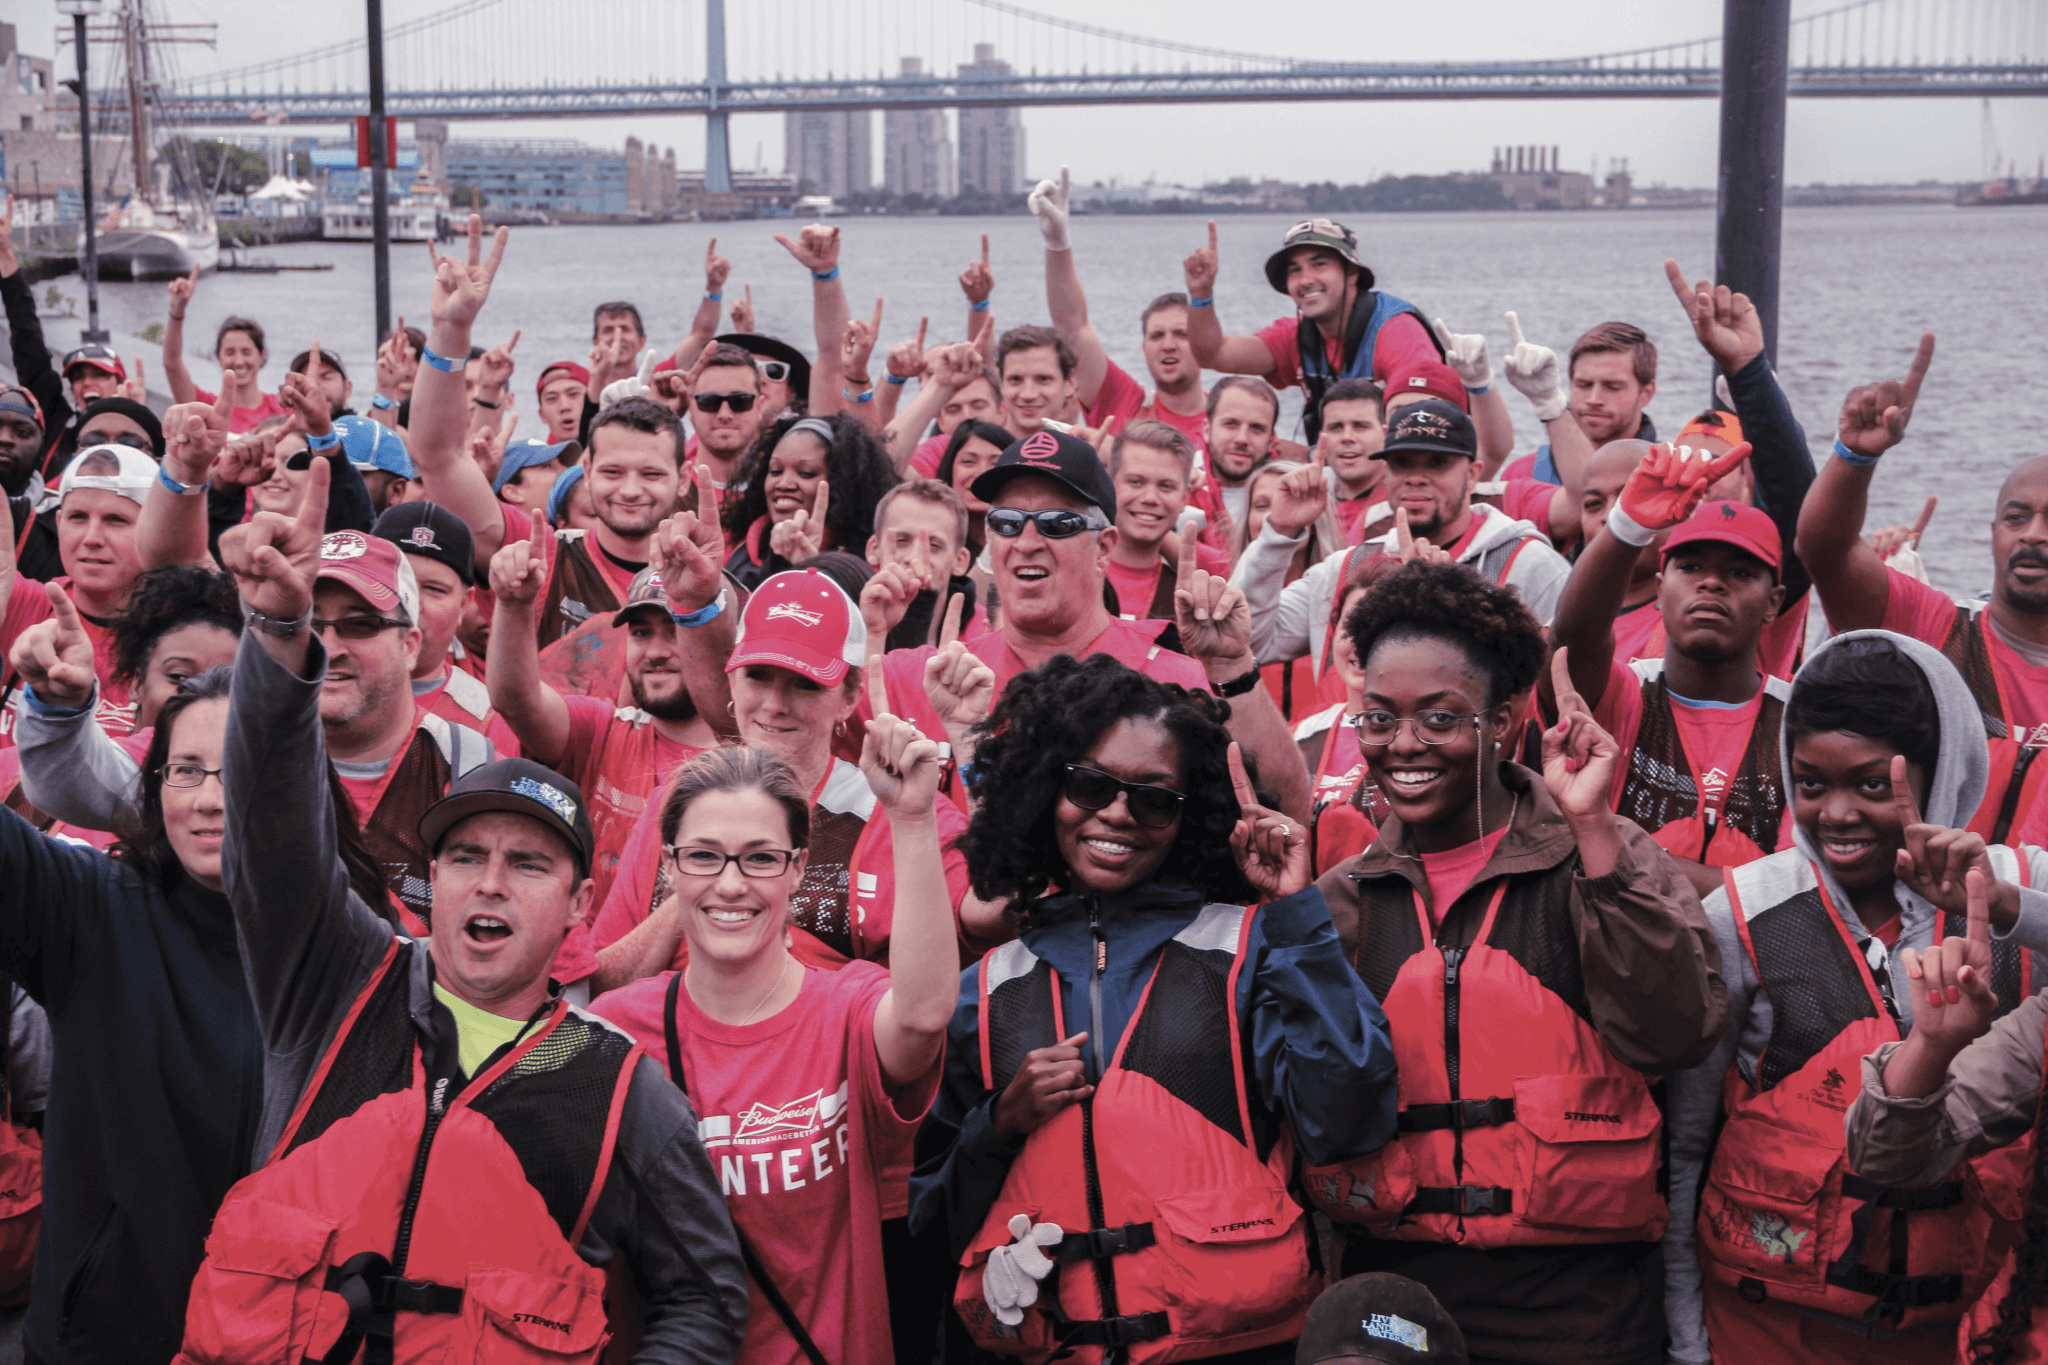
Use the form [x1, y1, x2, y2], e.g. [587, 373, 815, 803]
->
[321, 531, 369, 561]
[766, 602, 823, 628]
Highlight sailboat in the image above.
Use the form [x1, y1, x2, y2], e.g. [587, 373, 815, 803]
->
[77, 0, 218, 280]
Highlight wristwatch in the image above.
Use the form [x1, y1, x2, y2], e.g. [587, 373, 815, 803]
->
[244, 606, 311, 639]
[1213, 665, 1263, 698]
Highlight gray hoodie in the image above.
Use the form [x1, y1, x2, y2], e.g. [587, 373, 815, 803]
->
[1663, 628, 2048, 1361]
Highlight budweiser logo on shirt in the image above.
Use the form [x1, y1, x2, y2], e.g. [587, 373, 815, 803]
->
[699, 1082, 855, 1197]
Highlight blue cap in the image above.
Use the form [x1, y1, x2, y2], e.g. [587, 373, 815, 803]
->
[493, 437, 582, 496]
[335, 415, 414, 479]
[545, 462, 587, 527]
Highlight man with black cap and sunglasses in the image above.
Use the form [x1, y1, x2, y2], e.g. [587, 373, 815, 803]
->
[187, 457, 748, 1363]
[1182, 218, 1445, 445]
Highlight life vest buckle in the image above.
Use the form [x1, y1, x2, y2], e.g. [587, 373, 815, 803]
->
[1408, 1185, 1513, 1217]
[1396, 1097, 1516, 1133]
[1054, 1309, 1173, 1348]
[1838, 1173, 1966, 1213]
[1056, 1222, 1157, 1263]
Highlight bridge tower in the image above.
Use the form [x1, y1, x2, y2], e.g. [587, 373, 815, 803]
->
[705, 0, 732, 194]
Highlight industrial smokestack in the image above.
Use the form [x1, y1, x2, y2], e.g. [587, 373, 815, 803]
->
[1552, 144, 1560, 171]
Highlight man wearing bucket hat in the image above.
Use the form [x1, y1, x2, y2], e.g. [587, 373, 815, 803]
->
[1181, 217, 1445, 445]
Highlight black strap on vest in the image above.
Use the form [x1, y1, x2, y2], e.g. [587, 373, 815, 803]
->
[1406, 1185, 1513, 1217]
[1992, 746, 2042, 845]
[1396, 1097, 1515, 1133]
[1295, 292, 1377, 446]
[1823, 1173, 1968, 1324]
[310, 1252, 464, 1365]
[1043, 1300, 1173, 1350]
[1055, 1222, 1157, 1263]
[664, 973, 831, 1365]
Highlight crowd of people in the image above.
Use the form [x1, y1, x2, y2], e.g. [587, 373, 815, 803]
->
[0, 167, 2041, 1365]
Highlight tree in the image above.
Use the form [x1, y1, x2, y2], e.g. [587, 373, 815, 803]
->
[176, 138, 271, 196]
[449, 181, 488, 209]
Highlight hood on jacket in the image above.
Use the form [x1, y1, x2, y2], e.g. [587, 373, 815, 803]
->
[1779, 627, 1987, 908]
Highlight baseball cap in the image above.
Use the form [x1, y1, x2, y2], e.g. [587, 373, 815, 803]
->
[536, 361, 591, 402]
[373, 502, 476, 587]
[417, 757, 596, 878]
[335, 415, 414, 479]
[725, 568, 866, 686]
[493, 438, 581, 496]
[1677, 409, 1746, 449]
[1297, 1274, 1466, 1365]
[1265, 217, 1372, 293]
[611, 566, 675, 628]
[970, 428, 1116, 520]
[58, 443, 156, 507]
[316, 529, 422, 625]
[545, 463, 586, 527]
[62, 344, 125, 381]
[1660, 499, 1782, 572]
[1388, 359, 1468, 413]
[1373, 398, 1477, 462]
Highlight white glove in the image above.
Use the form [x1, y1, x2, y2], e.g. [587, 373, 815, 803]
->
[1503, 311, 1568, 422]
[1885, 540, 1932, 585]
[1432, 318, 1494, 392]
[1177, 505, 1207, 536]
[1028, 167, 1072, 253]
[983, 1214, 1064, 1327]
[600, 347, 659, 408]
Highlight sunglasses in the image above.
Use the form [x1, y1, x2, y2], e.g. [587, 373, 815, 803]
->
[759, 360, 791, 384]
[312, 615, 409, 641]
[1062, 763, 1186, 829]
[693, 391, 758, 414]
[986, 507, 1107, 540]
[77, 429, 152, 452]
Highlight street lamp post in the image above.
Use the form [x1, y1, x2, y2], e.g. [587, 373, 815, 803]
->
[55, 0, 110, 345]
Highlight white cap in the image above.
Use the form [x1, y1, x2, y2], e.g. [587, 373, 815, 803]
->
[58, 444, 158, 508]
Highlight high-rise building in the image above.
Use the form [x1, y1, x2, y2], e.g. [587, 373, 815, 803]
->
[784, 107, 872, 199]
[957, 43, 1025, 197]
[883, 57, 957, 200]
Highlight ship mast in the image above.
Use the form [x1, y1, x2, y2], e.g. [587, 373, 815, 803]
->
[123, 0, 153, 204]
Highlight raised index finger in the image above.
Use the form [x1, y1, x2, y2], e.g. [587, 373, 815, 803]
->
[1891, 753, 1925, 831]
[1966, 868, 1991, 946]
[979, 233, 989, 266]
[1899, 331, 1936, 408]
[43, 581, 82, 635]
[297, 455, 331, 531]
[1549, 646, 1578, 711]
[939, 591, 965, 648]
[1178, 528, 1197, 583]
[914, 315, 928, 350]
[870, 297, 885, 332]
[1662, 258, 1695, 308]
[1911, 495, 1939, 540]
[866, 653, 891, 719]
[1206, 219, 1218, 254]
[529, 506, 547, 553]
[1226, 741, 1256, 811]
[1704, 440, 1754, 483]
[1504, 310, 1526, 349]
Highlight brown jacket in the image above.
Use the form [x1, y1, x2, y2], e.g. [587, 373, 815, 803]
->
[1317, 760, 1727, 1075]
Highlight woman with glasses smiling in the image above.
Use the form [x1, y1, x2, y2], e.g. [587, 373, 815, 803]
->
[913, 651, 1397, 1365]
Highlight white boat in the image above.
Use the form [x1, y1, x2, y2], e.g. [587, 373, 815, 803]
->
[793, 194, 843, 217]
[322, 188, 448, 243]
[87, 198, 218, 279]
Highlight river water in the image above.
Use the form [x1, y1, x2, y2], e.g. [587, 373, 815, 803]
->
[52, 202, 2048, 598]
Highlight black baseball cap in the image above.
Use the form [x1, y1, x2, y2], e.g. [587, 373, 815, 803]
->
[970, 428, 1116, 519]
[373, 502, 476, 587]
[1297, 1274, 1466, 1365]
[611, 565, 674, 628]
[1372, 398, 1477, 463]
[418, 758, 596, 878]
[717, 332, 811, 405]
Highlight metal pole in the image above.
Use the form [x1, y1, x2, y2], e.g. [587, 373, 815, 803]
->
[1714, 0, 1791, 364]
[705, 0, 732, 196]
[366, 0, 392, 343]
[72, 12, 109, 344]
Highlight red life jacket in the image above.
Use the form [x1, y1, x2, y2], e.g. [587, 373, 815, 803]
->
[0, 978, 41, 1305]
[1304, 873, 1667, 1246]
[1698, 851, 2036, 1331]
[1940, 607, 2048, 848]
[953, 905, 1315, 1365]
[174, 940, 640, 1365]
[1609, 660, 1790, 869]
[1293, 705, 1382, 878]
[1958, 1005, 2048, 1363]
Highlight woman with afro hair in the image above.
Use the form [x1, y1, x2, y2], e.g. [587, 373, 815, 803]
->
[911, 651, 1398, 1365]
[1304, 559, 1724, 1365]
[721, 410, 901, 590]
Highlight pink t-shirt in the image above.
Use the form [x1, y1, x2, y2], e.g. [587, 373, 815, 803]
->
[1087, 361, 1208, 452]
[910, 432, 951, 479]
[193, 389, 290, 435]
[1254, 310, 1437, 394]
[558, 694, 704, 908]
[1101, 546, 1227, 620]
[589, 962, 940, 1365]
[1594, 661, 1789, 859]
[1883, 568, 2048, 734]
[1499, 477, 1560, 535]
[0, 575, 135, 751]
[1500, 451, 1540, 483]
[1421, 827, 1510, 925]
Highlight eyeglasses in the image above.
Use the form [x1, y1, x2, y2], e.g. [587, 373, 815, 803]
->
[282, 448, 326, 472]
[986, 507, 1108, 540]
[1061, 764, 1186, 829]
[160, 762, 224, 788]
[693, 391, 758, 414]
[669, 847, 798, 878]
[758, 360, 791, 384]
[1351, 709, 1480, 746]
[312, 615, 410, 641]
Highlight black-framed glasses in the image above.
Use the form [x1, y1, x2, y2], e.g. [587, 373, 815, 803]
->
[1351, 709, 1480, 747]
[758, 360, 792, 383]
[160, 762, 224, 789]
[669, 846, 798, 878]
[313, 616, 410, 641]
[693, 391, 758, 414]
[1062, 764, 1186, 829]
[986, 507, 1108, 540]
[283, 448, 328, 472]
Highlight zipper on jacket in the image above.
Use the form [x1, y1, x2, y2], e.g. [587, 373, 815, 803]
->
[390, 1071, 454, 1275]
[1441, 944, 1466, 1224]
[1086, 897, 1107, 1080]
[1079, 1095, 1123, 1351]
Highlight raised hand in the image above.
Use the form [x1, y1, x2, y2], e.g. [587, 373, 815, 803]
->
[923, 593, 995, 741]
[1838, 332, 1936, 460]
[473, 328, 521, 392]
[704, 236, 731, 296]
[375, 316, 413, 397]
[859, 665, 943, 816]
[1390, 507, 1451, 565]
[843, 298, 884, 380]
[278, 348, 333, 437]
[489, 507, 551, 607]
[1265, 447, 1330, 537]
[1614, 440, 1754, 534]
[730, 284, 755, 335]
[1902, 869, 1998, 1052]
[1663, 258, 1765, 375]
[992, 1031, 1093, 1138]
[120, 355, 148, 403]
[427, 213, 509, 328]
[1890, 753, 2015, 925]
[166, 264, 199, 320]
[0, 190, 16, 277]
[161, 385, 236, 483]
[1028, 167, 1072, 251]
[466, 413, 517, 481]
[1227, 741, 1310, 899]
[1431, 317, 1493, 391]
[1183, 220, 1219, 299]
[958, 234, 993, 304]
[219, 458, 330, 621]
[600, 346, 658, 407]
[1502, 311, 1567, 421]
[775, 223, 841, 276]
[653, 463, 728, 611]
[1171, 534, 1251, 666]
[885, 316, 930, 383]
[860, 560, 930, 641]
[215, 428, 280, 489]
[1870, 496, 1939, 559]
[768, 479, 828, 564]
[1542, 648, 1620, 818]
[9, 583, 97, 709]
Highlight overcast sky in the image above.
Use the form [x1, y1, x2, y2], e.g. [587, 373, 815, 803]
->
[16, 0, 2048, 188]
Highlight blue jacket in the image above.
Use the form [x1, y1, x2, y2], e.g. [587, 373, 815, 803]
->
[909, 879, 1397, 1254]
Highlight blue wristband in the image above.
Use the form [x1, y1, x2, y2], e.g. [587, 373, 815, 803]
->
[307, 429, 341, 451]
[1466, 383, 1491, 396]
[420, 345, 457, 373]
[1188, 296, 1214, 309]
[21, 685, 89, 719]
[706, 291, 723, 302]
[969, 298, 991, 312]
[1833, 437, 1879, 468]
[371, 393, 395, 410]
[157, 464, 209, 496]
[811, 267, 840, 282]
[671, 590, 726, 628]
[845, 388, 874, 405]
[885, 372, 910, 387]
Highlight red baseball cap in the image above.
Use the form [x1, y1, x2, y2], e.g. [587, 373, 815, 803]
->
[316, 530, 422, 623]
[1660, 501, 1781, 572]
[1388, 359, 1469, 413]
[536, 362, 591, 402]
[725, 569, 867, 685]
